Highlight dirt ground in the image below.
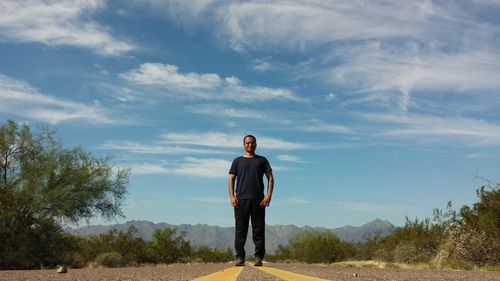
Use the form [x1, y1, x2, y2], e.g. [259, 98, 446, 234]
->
[1, 263, 499, 281]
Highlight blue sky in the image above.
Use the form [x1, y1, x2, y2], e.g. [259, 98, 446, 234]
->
[1, 0, 500, 228]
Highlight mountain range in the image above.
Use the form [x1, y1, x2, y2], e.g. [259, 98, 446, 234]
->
[65, 219, 394, 254]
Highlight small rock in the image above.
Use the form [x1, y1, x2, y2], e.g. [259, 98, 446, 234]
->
[352, 273, 358, 277]
[56, 265, 67, 273]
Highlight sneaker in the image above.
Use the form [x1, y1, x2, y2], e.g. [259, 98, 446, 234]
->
[253, 258, 263, 266]
[234, 259, 245, 266]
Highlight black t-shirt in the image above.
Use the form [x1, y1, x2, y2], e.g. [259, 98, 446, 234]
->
[229, 155, 272, 200]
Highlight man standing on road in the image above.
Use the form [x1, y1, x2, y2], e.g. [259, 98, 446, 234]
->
[228, 135, 274, 267]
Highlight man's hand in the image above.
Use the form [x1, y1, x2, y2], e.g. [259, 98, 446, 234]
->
[260, 195, 271, 208]
[230, 196, 239, 208]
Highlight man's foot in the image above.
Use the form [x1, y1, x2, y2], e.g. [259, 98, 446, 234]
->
[234, 259, 245, 266]
[253, 258, 263, 266]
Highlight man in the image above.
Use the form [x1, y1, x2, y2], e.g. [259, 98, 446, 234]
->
[228, 135, 274, 267]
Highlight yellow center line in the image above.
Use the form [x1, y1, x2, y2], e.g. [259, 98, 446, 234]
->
[256, 266, 331, 281]
[191, 266, 243, 281]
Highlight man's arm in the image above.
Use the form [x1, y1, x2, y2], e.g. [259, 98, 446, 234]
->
[228, 173, 238, 208]
[260, 170, 274, 207]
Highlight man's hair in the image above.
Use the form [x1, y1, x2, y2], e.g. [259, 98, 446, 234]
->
[243, 134, 256, 143]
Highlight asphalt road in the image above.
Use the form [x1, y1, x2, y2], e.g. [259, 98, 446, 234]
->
[1, 263, 499, 281]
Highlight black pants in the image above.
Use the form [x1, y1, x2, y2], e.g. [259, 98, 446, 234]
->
[234, 199, 265, 260]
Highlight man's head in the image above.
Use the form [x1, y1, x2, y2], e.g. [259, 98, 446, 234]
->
[243, 135, 257, 154]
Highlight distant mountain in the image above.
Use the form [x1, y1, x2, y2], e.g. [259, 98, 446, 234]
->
[65, 219, 394, 254]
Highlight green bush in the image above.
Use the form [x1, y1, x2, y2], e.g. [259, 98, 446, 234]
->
[94, 252, 124, 268]
[82, 226, 152, 266]
[288, 231, 348, 263]
[192, 247, 233, 263]
[153, 227, 191, 263]
[435, 181, 500, 267]
[393, 241, 432, 264]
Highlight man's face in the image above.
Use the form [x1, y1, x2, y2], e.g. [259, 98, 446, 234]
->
[243, 137, 256, 153]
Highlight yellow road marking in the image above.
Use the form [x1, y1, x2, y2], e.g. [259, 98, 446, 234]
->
[191, 266, 243, 281]
[256, 266, 331, 281]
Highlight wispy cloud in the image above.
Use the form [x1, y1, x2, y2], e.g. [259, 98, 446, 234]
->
[143, 1, 429, 51]
[125, 163, 170, 175]
[186, 104, 267, 119]
[273, 197, 312, 206]
[169, 157, 231, 178]
[332, 47, 500, 111]
[0, 0, 134, 55]
[276, 154, 302, 163]
[120, 157, 230, 178]
[121, 63, 221, 90]
[359, 112, 500, 147]
[297, 119, 354, 134]
[121, 63, 306, 102]
[160, 132, 310, 150]
[141, 1, 500, 114]
[100, 141, 228, 155]
[0, 74, 113, 124]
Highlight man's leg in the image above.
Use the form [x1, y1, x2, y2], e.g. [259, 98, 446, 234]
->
[234, 199, 251, 262]
[251, 200, 266, 260]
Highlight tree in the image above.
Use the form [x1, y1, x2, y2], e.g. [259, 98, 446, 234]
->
[0, 120, 129, 269]
[152, 227, 192, 263]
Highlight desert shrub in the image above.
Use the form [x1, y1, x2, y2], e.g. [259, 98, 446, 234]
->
[288, 231, 348, 263]
[192, 247, 233, 263]
[436, 227, 499, 267]
[393, 241, 432, 264]
[434, 181, 500, 267]
[152, 227, 192, 263]
[94, 252, 124, 268]
[82, 226, 152, 266]
[370, 218, 444, 263]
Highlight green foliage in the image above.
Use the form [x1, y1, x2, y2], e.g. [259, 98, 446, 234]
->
[285, 231, 351, 263]
[83, 226, 153, 266]
[354, 233, 385, 260]
[0, 120, 129, 269]
[93, 252, 125, 268]
[152, 228, 192, 263]
[436, 182, 500, 266]
[385, 217, 444, 263]
[192, 246, 233, 263]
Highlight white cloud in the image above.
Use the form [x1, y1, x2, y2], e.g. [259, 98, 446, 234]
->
[120, 157, 230, 178]
[100, 141, 228, 154]
[160, 132, 310, 150]
[139, 0, 440, 51]
[325, 93, 337, 101]
[0, 0, 134, 55]
[0, 74, 113, 124]
[170, 157, 231, 178]
[297, 119, 354, 134]
[121, 62, 305, 102]
[186, 104, 267, 119]
[120, 63, 222, 90]
[332, 47, 500, 111]
[276, 154, 302, 163]
[140, 1, 500, 113]
[127, 163, 170, 175]
[360, 112, 500, 146]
